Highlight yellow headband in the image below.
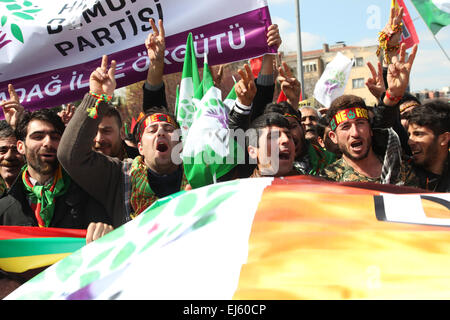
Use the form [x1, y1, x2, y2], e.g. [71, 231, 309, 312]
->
[330, 107, 369, 131]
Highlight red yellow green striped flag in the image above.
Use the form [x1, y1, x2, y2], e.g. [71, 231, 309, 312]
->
[0, 226, 86, 273]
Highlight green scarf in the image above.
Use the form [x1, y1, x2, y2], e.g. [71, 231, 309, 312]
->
[22, 164, 71, 228]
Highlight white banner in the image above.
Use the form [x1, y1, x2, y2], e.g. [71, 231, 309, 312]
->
[0, 0, 274, 110]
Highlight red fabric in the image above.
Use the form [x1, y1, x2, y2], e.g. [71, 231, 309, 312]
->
[397, 0, 420, 49]
[0, 226, 86, 240]
[249, 56, 263, 78]
[276, 90, 287, 103]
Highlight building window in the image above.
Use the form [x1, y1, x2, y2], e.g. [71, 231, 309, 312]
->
[352, 78, 365, 89]
[303, 62, 317, 73]
[353, 57, 364, 67]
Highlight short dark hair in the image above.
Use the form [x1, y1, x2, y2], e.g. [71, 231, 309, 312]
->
[407, 100, 450, 136]
[327, 95, 368, 120]
[15, 108, 65, 141]
[264, 101, 302, 123]
[247, 112, 290, 148]
[0, 120, 15, 139]
[103, 105, 123, 129]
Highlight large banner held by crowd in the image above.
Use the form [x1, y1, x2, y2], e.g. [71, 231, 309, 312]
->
[0, 0, 275, 111]
[4, 177, 450, 300]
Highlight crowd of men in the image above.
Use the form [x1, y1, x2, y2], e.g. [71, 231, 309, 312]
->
[0, 7, 449, 297]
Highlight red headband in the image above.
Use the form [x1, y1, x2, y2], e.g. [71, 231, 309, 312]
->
[136, 113, 177, 142]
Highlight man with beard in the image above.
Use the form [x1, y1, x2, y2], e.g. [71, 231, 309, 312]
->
[319, 95, 385, 183]
[0, 121, 24, 194]
[319, 94, 418, 187]
[93, 106, 139, 160]
[320, 43, 420, 187]
[406, 101, 449, 192]
[0, 108, 113, 244]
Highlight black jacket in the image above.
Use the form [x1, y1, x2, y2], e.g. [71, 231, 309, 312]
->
[0, 176, 111, 228]
[411, 153, 450, 193]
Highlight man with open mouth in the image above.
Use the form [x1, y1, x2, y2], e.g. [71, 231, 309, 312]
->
[300, 106, 320, 146]
[406, 100, 449, 192]
[247, 112, 297, 178]
[319, 43, 422, 188]
[58, 54, 188, 228]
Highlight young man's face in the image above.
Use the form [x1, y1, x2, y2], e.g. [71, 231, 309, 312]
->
[408, 123, 445, 170]
[93, 115, 124, 157]
[0, 136, 24, 186]
[17, 119, 61, 176]
[329, 118, 372, 161]
[248, 125, 295, 176]
[286, 117, 305, 158]
[138, 118, 180, 173]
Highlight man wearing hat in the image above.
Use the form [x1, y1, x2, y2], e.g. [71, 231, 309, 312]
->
[58, 55, 188, 228]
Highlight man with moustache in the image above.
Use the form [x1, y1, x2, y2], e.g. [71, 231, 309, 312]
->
[320, 43, 420, 187]
[299, 106, 320, 146]
[93, 106, 139, 160]
[319, 94, 419, 187]
[0, 121, 25, 194]
[0, 108, 113, 244]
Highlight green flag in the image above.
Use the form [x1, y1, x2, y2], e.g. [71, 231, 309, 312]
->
[182, 54, 242, 188]
[411, 0, 450, 34]
[223, 84, 237, 113]
[175, 33, 201, 138]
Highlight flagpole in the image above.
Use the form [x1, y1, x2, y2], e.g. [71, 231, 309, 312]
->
[407, 0, 450, 62]
[431, 33, 450, 62]
[295, 0, 305, 100]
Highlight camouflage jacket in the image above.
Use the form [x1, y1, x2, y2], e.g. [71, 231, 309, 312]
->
[319, 157, 420, 187]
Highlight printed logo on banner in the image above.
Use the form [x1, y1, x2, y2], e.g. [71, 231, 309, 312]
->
[374, 194, 450, 227]
[0, 0, 43, 48]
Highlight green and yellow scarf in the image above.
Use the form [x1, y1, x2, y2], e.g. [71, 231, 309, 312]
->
[22, 165, 71, 228]
[129, 156, 188, 218]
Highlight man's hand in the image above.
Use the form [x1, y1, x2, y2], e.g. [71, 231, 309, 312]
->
[277, 61, 301, 107]
[89, 55, 116, 96]
[365, 61, 386, 100]
[86, 222, 114, 244]
[267, 24, 282, 49]
[57, 103, 76, 126]
[235, 64, 257, 107]
[145, 18, 165, 86]
[384, 43, 418, 106]
[212, 64, 224, 87]
[0, 84, 24, 129]
[381, 6, 404, 66]
[259, 24, 282, 77]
